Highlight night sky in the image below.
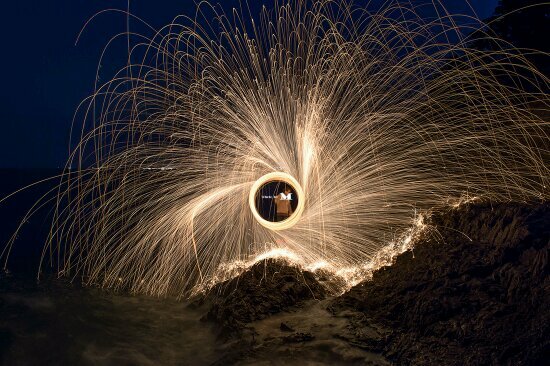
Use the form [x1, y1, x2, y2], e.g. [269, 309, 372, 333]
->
[0, 0, 497, 169]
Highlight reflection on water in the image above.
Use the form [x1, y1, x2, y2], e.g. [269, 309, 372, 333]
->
[0, 275, 219, 365]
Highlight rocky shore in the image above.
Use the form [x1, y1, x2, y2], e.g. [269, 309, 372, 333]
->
[200, 202, 549, 365]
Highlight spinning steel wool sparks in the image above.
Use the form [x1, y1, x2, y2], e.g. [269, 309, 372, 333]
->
[2, 0, 549, 297]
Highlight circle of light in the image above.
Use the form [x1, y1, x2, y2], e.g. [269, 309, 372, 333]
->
[249, 172, 305, 231]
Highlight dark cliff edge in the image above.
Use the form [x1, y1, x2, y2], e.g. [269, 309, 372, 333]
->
[200, 202, 549, 365]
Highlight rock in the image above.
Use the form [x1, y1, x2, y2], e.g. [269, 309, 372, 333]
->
[201, 258, 327, 336]
[281, 332, 315, 343]
[280, 322, 294, 332]
[333, 202, 550, 366]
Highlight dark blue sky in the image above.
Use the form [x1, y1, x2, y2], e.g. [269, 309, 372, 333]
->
[0, 0, 497, 168]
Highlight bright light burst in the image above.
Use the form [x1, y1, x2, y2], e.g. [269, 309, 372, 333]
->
[3, 0, 549, 297]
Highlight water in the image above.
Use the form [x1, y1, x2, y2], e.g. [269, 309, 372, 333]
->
[1, 274, 220, 365]
[0, 169, 217, 365]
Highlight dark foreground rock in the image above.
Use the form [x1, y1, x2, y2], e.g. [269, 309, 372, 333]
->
[333, 202, 550, 366]
[201, 258, 326, 336]
[198, 259, 389, 365]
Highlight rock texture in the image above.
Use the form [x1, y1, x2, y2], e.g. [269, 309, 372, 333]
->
[333, 202, 550, 365]
[201, 258, 326, 336]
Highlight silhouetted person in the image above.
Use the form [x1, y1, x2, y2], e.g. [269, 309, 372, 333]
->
[274, 187, 293, 222]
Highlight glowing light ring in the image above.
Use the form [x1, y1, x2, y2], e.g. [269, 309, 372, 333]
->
[249, 172, 305, 231]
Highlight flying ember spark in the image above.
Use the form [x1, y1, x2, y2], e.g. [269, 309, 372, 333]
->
[2, 0, 549, 297]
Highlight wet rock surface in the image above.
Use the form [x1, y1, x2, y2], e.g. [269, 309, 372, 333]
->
[333, 202, 550, 365]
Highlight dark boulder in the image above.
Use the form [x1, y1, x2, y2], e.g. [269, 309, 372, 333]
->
[201, 258, 326, 336]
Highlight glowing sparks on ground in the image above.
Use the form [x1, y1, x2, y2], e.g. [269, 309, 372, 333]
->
[196, 210, 429, 295]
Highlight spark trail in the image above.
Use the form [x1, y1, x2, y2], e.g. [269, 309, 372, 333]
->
[2, 0, 549, 297]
